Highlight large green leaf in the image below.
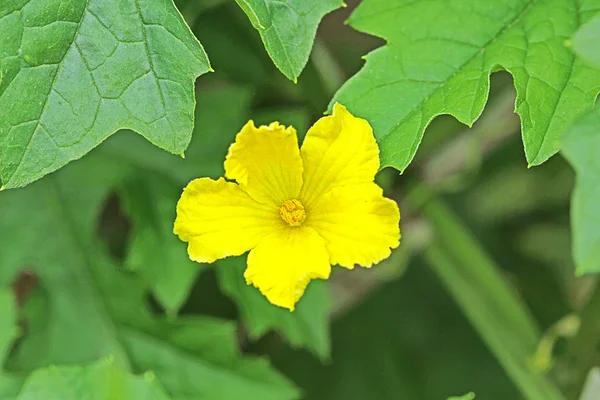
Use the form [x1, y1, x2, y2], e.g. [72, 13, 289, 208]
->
[561, 104, 600, 274]
[0, 0, 210, 189]
[235, 0, 343, 82]
[333, 0, 600, 172]
[16, 358, 170, 400]
[571, 14, 600, 68]
[217, 257, 331, 360]
[0, 152, 300, 400]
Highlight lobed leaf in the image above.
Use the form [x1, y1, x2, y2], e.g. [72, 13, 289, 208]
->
[333, 0, 600, 172]
[0, 0, 210, 189]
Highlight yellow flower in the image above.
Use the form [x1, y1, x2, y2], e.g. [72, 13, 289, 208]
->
[174, 103, 400, 311]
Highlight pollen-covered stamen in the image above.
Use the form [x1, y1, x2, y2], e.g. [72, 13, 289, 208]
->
[280, 199, 306, 226]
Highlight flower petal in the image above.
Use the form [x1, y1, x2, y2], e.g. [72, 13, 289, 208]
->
[300, 103, 379, 208]
[174, 177, 282, 263]
[306, 182, 400, 269]
[245, 227, 331, 311]
[224, 121, 303, 206]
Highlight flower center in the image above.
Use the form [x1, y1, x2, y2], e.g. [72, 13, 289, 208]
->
[279, 199, 306, 226]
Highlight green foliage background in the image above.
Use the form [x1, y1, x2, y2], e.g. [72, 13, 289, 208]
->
[1, 0, 600, 399]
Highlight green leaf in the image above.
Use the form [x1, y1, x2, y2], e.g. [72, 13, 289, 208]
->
[16, 358, 170, 400]
[333, 0, 600, 172]
[235, 0, 344, 82]
[0, 152, 300, 400]
[571, 14, 600, 68]
[217, 256, 331, 360]
[273, 261, 521, 400]
[99, 86, 252, 313]
[120, 176, 204, 315]
[0, 0, 211, 189]
[0, 290, 17, 366]
[121, 318, 300, 400]
[97, 86, 253, 183]
[448, 393, 475, 400]
[561, 103, 600, 274]
[0, 290, 21, 399]
[414, 187, 565, 400]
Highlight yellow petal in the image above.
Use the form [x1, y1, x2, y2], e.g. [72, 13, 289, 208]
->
[245, 227, 331, 311]
[299, 103, 379, 208]
[174, 177, 282, 263]
[306, 182, 400, 269]
[224, 121, 303, 206]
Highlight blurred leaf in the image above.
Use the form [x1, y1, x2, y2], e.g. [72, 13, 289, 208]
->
[217, 257, 330, 360]
[0, 147, 300, 399]
[273, 262, 520, 400]
[333, 0, 600, 172]
[0, 291, 17, 366]
[235, 0, 344, 81]
[101, 86, 252, 313]
[571, 14, 600, 68]
[121, 318, 300, 400]
[0, 290, 20, 399]
[467, 160, 573, 224]
[448, 393, 475, 400]
[562, 103, 600, 274]
[121, 176, 204, 316]
[16, 358, 170, 400]
[579, 367, 600, 400]
[0, 0, 210, 189]
[0, 155, 130, 370]
[416, 189, 565, 400]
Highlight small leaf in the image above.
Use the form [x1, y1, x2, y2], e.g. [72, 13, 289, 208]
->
[561, 103, 600, 274]
[0, 0, 210, 189]
[16, 358, 170, 400]
[448, 393, 475, 400]
[333, 0, 600, 172]
[217, 256, 331, 360]
[235, 0, 344, 81]
[571, 14, 600, 68]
